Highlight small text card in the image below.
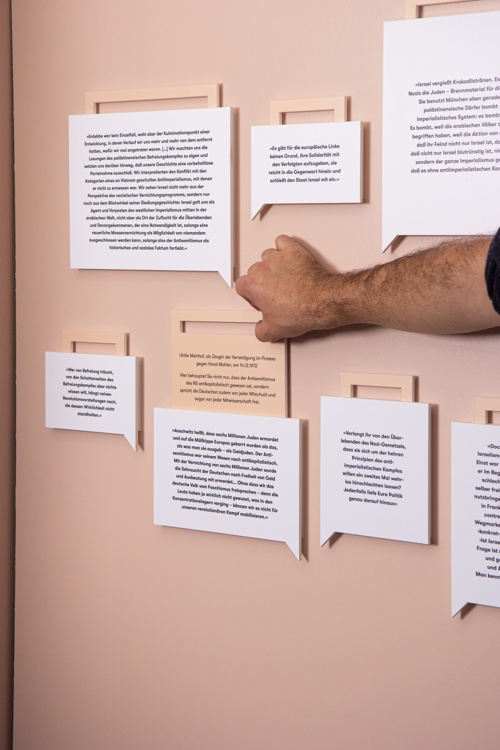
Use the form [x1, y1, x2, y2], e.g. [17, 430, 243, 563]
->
[321, 396, 430, 545]
[383, 12, 500, 249]
[45, 351, 140, 449]
[452, 422, 500, 616]
[154, 408, 301, 558]
[251, 121, 363, 218]
[69, 107, 233, 285]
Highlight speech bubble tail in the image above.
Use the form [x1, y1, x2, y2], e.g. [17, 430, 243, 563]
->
[218, 263, 233, 288]
[320, 526, 334, 547]
[251, 196, 265, 220]
[125, 427, 138, 450]
[451, 596, 468, 618]
[286, 536, 301, 560]
[382, 230, 398, 253]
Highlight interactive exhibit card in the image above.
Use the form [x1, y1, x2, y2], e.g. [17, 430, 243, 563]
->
[154, 409, 301, 558]
[452, 423, 500, 616]
[251, 121, 363, 218]
[69, 107, 233, 285]
[321, 397, 430, 545]
[171, 310, 287, 417]
[382, 11, 500, 250]
[45, 352, 140, 449]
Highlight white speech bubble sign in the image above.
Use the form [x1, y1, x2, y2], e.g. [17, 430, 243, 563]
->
[154, 408, 301, 558]
[69, 107, 233, 285]
[382, 12, 500, 250]
[452, 422, 500, 616]
[251, 121, 363, 218]
[320, 396, 430, 546]
[45, 352, 140, 449]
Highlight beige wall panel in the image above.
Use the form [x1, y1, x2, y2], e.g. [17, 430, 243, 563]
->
[12, 1, 500, 748]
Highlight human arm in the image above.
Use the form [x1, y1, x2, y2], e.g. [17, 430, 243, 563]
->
[235, 234, 500, 342]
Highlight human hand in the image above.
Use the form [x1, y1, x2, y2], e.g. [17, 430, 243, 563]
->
[235, 235, 334, 342]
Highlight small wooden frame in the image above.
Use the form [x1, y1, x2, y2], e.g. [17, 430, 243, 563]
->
[340, 372, 415, 402]
[474, 397, 500, 424]
[85, 83, 220, 114]
[62, 330, 128, 356]
[270, 96, 348, 126]
[172, 309, 259, 333]
[405, 0, 479, 19]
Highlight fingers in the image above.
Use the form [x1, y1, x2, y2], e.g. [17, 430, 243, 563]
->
[235, 263, 264, 310]
[261, 247, 276, 261]
[234, 273, 250, 299]
[235, 247, 275, 299]
[262, 235, 296, 259]
[235, 234, 304, 341]
[254, 319, 267, 342]
[243, 260, 263, 276]
[255, 318, 282, 343]
[275, 234, 294, 251]
[235, 260, 260, 290]
[240, 236, 297, 276]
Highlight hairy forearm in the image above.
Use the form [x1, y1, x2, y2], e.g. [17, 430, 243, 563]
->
[326, 236, 499, 334]
[235, 234, 500, 342]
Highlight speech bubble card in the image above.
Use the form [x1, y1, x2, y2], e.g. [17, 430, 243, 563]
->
[171, 310, 287, 417]
[452, 422, 500, 616]
[321, 396, 430, 546]
[251, 121, 363, 218]
[154, 408, 301, 558]
[45, 352, 140, 449]
[69, 106, 233, 285]
[382, 12, 500, 250]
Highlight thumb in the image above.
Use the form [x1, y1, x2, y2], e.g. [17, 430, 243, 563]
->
[254, 318, 269, 342]
[275, 234, 295, 251]
[255, 318, 275, 343]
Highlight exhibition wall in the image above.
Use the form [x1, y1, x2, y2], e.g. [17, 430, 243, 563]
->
[11, 1, 500, 748]
[0, 0, 14, 747]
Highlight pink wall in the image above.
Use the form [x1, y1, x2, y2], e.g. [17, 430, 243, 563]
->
[11, 1, 500, 748]
[0, 0, 14, 747]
